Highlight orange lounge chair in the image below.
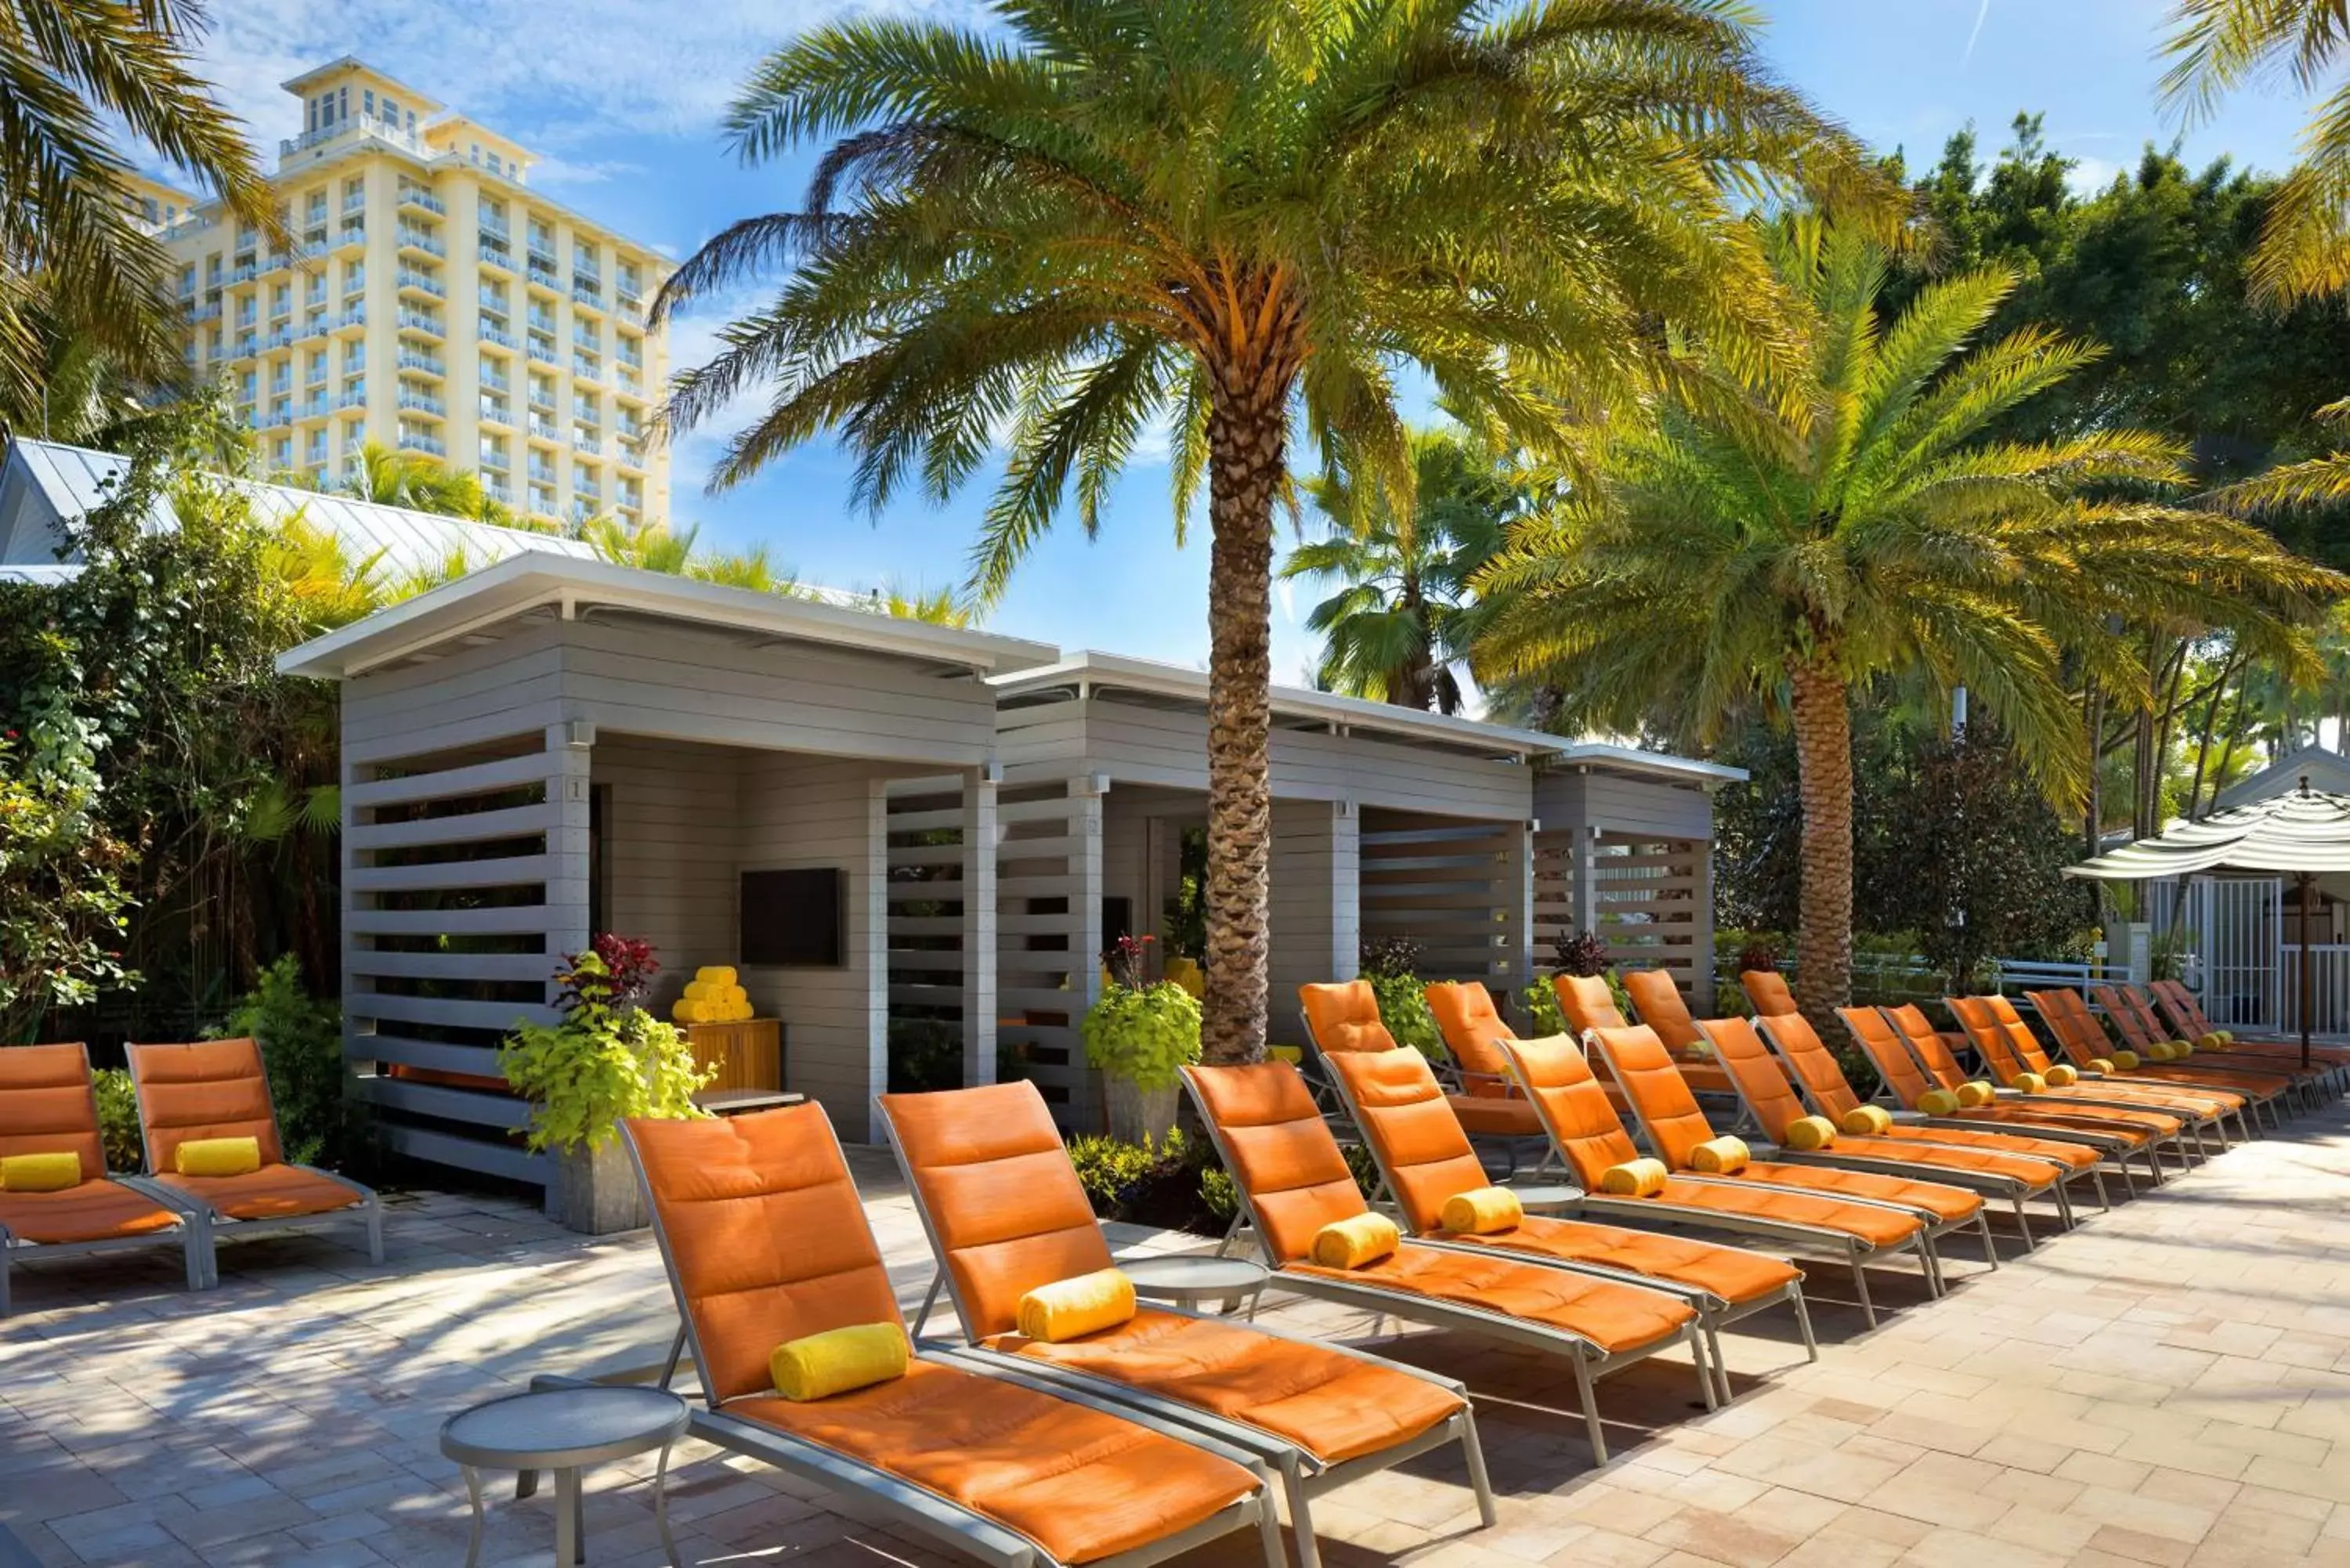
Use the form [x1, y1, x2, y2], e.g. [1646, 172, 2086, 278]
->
[2036, 988, 2304, 1119]
[1422, 980, 1524, 1098]
[1300, 982, 1543, 1148]
[875, 1081, 1495, 1568]
[1741, 970, 1798, 1017]
[0, 1044, 207, 1313]
[1713, 1014, 2090, 1241]
[125, 1039, 380, 1280]
[1180, 1059, 1705, 1463]
[1591, 1024, 1990, 1296]
[1621, 970, 1705, 1051]
[1882, 1003, 2188, 1183]
[2113, 983, 2344, 1092]
[1949, 997, 2245, 1153]
[621, 1104, 1283, 1568]
[1838, 1006, 2147, 1196]
[1319, 1043, 1814, 1404]
[1493, 1031, 1934, 1326]
[1553, 974, 1735, 1101]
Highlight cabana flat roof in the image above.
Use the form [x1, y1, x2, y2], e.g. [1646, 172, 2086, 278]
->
[992, 650, 1745, 786]
[277, 553, 1061, 681]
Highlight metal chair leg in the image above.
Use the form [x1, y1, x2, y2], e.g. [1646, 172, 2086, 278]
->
[1979, 1209, 2002, 1266]
[1574, 1353, 1607, 1465]
[1690, 1323, 1719, 1411]
[1280, 1462, 1321, 1568]
[1851, 1253, 1878, 1328]
[1791, 1282, 1820, 1361]
[1457, 1408, 1499, 1527]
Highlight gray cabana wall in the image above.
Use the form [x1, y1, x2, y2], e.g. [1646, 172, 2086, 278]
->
[1531, 762, 1725, 1010]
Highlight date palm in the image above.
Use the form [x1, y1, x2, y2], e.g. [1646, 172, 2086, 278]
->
[1, 0, 280, 432]
[656, 0, 1883, 1060]
[1475, 220, 2342, 1024]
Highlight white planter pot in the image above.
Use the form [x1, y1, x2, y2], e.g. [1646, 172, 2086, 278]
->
[1104, 1077, 1180, 1147]
[548, 1136, 649, 1234]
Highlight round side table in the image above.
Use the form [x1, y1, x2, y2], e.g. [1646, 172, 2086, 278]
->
[439, 1385, 690, 1567]
[1118, 1253, 1272, 1317]
[1500, 1184, 1582, 1215]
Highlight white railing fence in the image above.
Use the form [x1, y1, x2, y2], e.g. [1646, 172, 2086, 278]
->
[2281, 945, 2350, 1039]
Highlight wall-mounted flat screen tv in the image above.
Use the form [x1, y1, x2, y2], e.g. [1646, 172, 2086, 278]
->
[740, 868, 844, 966]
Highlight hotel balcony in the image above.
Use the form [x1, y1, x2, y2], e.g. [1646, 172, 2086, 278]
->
[331, 309, 367, 335]
[396, 269, 446, 300]
[479, 324, 517, 351]
[399, 188, 447, 216]
[396, 227, 447, 259]
[479, 242, 515, 273]
[397, 309, 446, 341]
[397, 431, 447, 457]
[396, 349, 446, 378]
[397, 392, 446, 418]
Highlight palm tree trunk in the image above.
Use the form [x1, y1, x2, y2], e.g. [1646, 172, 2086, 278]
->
[1787, 660, 1854, 1028]
[1199, 394, 1284, 1063]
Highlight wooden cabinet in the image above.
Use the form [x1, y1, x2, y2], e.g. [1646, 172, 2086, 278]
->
[685, 1018, 783, 1093]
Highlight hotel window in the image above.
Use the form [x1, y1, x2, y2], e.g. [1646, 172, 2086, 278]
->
[342, 260, 364, 292]
[306, 190, 327, 223]
[273, 438, 292, 467]
[344, 175, 364, 206]
[178, 264, 196, 295]
[488, 154, 504, 176]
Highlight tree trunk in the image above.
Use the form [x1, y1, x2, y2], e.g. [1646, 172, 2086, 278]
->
[1786, 660, 1853, 1030]
[1198, 392, 1285, 1064]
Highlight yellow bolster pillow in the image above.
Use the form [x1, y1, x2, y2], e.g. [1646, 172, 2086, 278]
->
[1440, 1186, 1524, 1235]
[1956, 1081, 1997, 1108]
[0, 1151, 81, 1192]
[697, 966, 738, 985]
[772, 1322, 908, 1401]
[1689, 1136, 1750, 1175]
[682, 979, 717, 1002]
[2111, 1050, 2139, 1070]
[1017, 1267, 1137, 1342]
[2088, 1058, 2113, 1074]
[2216, 1030, 2234, 1044]
[1599, 1158, 1669, 1197]
[2171, 1039, 2194, 1057]
[1268, 1044, 1303, 1064]
[2044, 1064, 2080, 1087]
[1311, 1212, 1401, 1270]
[2143, 1042, 2174, 1061]
[2196, 1032, 2223, 1050]
[1918, 1089, 1960, 1116]
[1841, 1105, 1893, 1136]
[1784, 1115, 1838, 1151]
[175, 1136, 261, 1178]
[673, 1000, 704, 1024]
[2012, 1072, 2046, 1094]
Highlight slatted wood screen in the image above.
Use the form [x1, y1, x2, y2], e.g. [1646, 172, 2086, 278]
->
[993, 779, 1101, 1122]
[1358, 810, 1524, 985]
[883, 775, 995, 1093]
[1532, 831, 1709, 1003]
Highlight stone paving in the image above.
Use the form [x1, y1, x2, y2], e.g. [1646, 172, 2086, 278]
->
[8, 1110, 2350, 1567]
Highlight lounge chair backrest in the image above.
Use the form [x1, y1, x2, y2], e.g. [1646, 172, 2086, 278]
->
[1423, 981, 1516, 1078]
[624, 1104, 903, 1405]
[877, 1081, 1113, 1339]
[1752, 1011, 1863, 1118]
[2150, 980, 2208, 1038]
[1946, 997, 2034, 1083]
[1552, 974, 1625, 1035]
[125, 1039, 284, 1172]
[2091, 986, 2159, 1050]
[1324, 1047, 1490, 1234]
[1494, 1035, 1643, 1188]
[0, 1043, 105, 1176]
[1587, 1024, 1719, 1170]
[1181, 1063, 1369, 1264]
[1741, 970, 1799, 1017]
[2025, 991, 2102, 1064]
[1840, 1007, 1935, 1108]
[1300, 981, 1397, 1054]
[1978, 995, 2058, 1074]
[1885, 1003, 1969, 1087]
[1620, 970, 1704, 1050]
[1694, 1017, 1813, 1141]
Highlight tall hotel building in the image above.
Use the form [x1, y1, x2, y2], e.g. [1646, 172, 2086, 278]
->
[135, 59, 671, 529]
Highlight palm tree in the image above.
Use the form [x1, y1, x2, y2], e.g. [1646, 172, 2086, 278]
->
[332, 441, 517, 524]
[1475, 221, 2343, 1025]
[1, 0, 280, 432]
[656, 0, 1884, 1060]
[1284, 427, 1517, 714]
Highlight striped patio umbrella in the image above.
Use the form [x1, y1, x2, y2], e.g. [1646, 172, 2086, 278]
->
[2064, 782, 2348, 1065]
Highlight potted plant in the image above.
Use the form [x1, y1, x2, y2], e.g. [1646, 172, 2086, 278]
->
[1081, 935, 1201, 1143]
[501, 934, 709, 1234]
[1360, 934, 1445, 1060]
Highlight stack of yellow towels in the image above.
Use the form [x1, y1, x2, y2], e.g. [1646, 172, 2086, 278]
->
[674, 966, 754, 1024]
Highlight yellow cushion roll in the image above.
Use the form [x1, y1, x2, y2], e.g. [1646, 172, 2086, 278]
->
[682, 979, 718, 1003]
[2111, 1050, 2139, 1070]
[1956, 1081, 1997, 1108]
[1016, 1267, 1137, 1342]
[1311, 1212, 1401, 1269]
[2088, 1057, 2113, 1074]
[1840, 1105, 1893, 1136]
[1598, 1158, 1669, 1197]
[1688, 1136, 1750, 1174]
[2012, 1071, 2046, 1094]
[0, 1151, 81, 1192]
[2143, 1042, 2173, 1061]
[1268, 1044, 1304, 1064]
[2216, 1030, 2234, 1044]
[175, 1136, 261, 1178]
[697, 966, 738, 986]
[2044, 1064, 2080, 1087]
[673, 999, 705, 1024]
[772, 1322, 909, 1400]
[1439, 1186, 1524, 1235]
[1917, 1088, 1960, 1116]
[2171, 1039, 2194, 1057]
[1784, 1115, 1838, 1151]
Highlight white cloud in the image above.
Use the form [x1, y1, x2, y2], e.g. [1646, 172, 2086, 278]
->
[2064, 154, 2124, 194]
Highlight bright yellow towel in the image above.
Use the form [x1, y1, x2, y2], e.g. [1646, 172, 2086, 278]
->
[0, 1152, 81, 1192]
[1017, 1268, 1137, 1342]
[1784, 1115, 1838, 1151]
[2215, 1030, 2234, 1044]
[2088, 1058, 2113, 1074]
[1439, 1187, 1524, 1234]
[2012, 1071, 2046, 1094]
[1956, 1081, 1997, 1108]
[1269, 1044, 1304, 1064]
[175, 1137, 261, 1178]
[1311, 1212, 1401, 1269]
[674, 1000, 704, 1025]
[772, 1323, 908, 1400]
[2111, 1050, 2139, 1070]
[1598, 1158, 1668, 1197]
[2170, 1039, 2194, 1057]
[1840, 1105, 1893, 1136]
[2142, 1042, 2173, 1061]
[682, 979, 717, 1003]
[1688, 1136, 1751, 1174]
[697, 966, 738, 986]
[2044, 1064, 2080, 1087]
[1918, 1089, 1960, 1116]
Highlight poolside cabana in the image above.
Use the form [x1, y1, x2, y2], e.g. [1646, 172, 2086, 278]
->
[986, 652, 1739, 1126]
[278, 554, 1055, 1184]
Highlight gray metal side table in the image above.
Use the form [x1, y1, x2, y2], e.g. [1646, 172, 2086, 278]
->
[439, 1385, 690, 1567]
[1498, 1184, 1582, 1215]
[1118, 1253, 1271, 1316]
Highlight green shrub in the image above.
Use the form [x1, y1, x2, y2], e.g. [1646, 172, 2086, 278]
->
[1067, 1133, 1162, 1214]
[1518, 977, 1567, 1036]
[217, 956, 354, 1168]
[1197, 1166, 1238, 1223]
[1365, 972, 1445, 1060]
[90, 1067, 143, 1172]
[501, 948, 708, 1153]
[1081, 981, 1202, 1089]
[888, 1016, 964, 1093]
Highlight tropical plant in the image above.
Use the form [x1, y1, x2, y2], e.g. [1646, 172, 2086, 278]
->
[0, 0, 280, 434]
[0, 716, 136, 1042]
[1080, 977, 1202, 1091]
[655, 0, 1887, 1061]
[499, 948, 708, 1153]
[329, 441, 518, 525]
[1475, 219, 2344, 1025]
[216, 954, 352, 1167]
[1285, 426, 1518, 712]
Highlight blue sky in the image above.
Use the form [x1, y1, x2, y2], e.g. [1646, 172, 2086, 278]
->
[190, 1, 2313, 678]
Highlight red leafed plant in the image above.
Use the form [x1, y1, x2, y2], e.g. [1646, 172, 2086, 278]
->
[590, 932, 660, 1007]
[1102, 932, 1155, 991]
